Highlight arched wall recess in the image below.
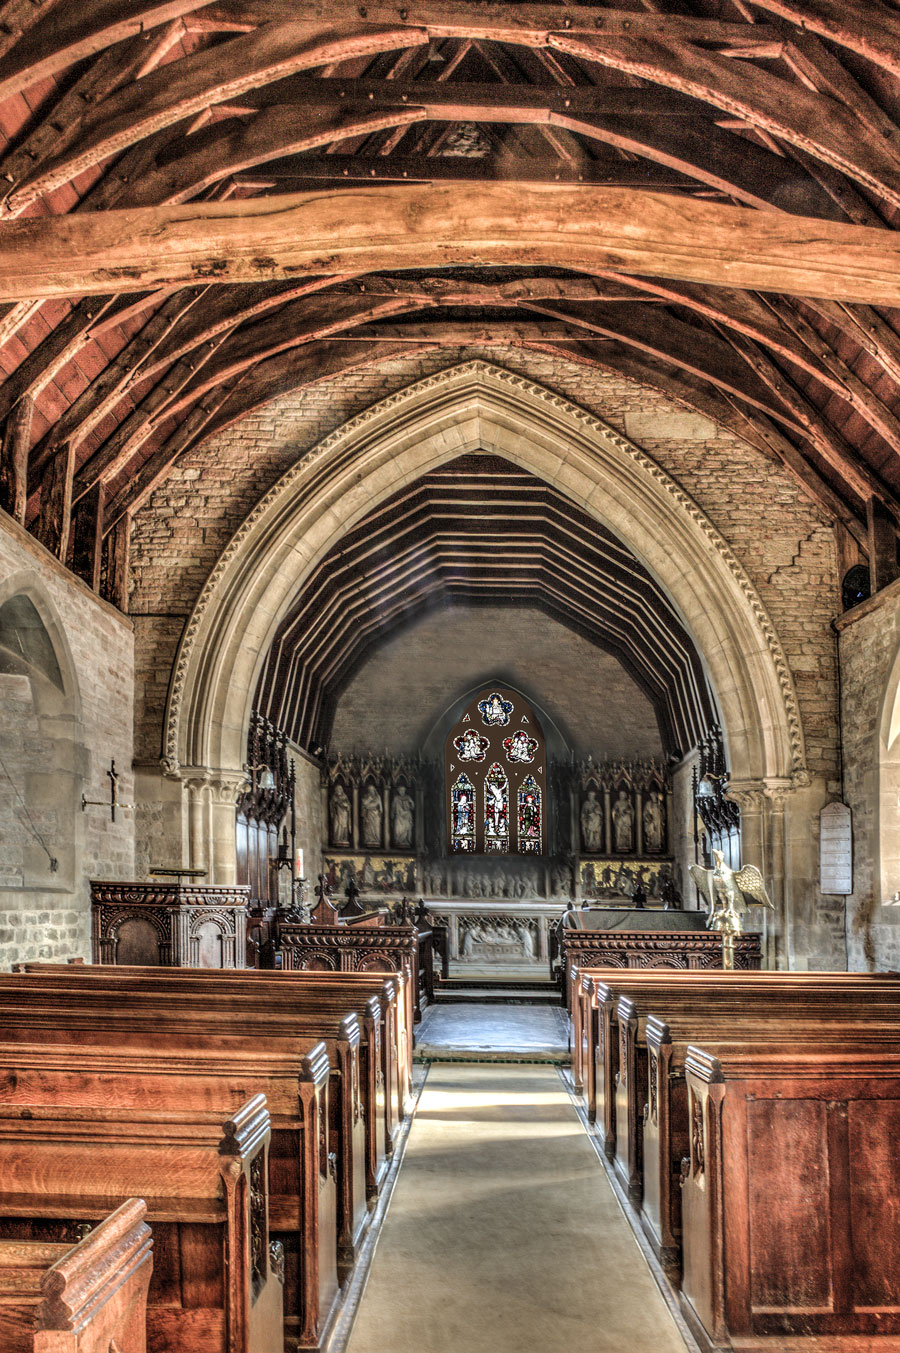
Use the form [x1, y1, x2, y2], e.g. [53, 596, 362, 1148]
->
[0, 572, 84, 888]
[163, 360, 807, 798]
[0, 571, 82, 721]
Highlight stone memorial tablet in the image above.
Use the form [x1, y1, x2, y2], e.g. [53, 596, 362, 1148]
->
[820, 801, 852, 895]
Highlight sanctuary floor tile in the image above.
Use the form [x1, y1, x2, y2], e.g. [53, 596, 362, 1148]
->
[344, 1063, 689, 1353]
[415, 1002, 569, 1061]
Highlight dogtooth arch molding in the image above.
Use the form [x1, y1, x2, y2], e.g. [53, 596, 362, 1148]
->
[162, 360, 808, 796]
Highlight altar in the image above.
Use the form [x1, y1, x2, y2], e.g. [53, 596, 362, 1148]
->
[425, 900, 563, 966]
[422, 899, 742, 969]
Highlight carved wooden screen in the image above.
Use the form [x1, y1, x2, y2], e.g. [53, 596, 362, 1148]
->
[236, 712, 293, 906]
[445, 687, 545, 855]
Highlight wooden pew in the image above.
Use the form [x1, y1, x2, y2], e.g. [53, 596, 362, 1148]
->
[608, 979, 900, 1188]
[0, 1093, 285, 1353]
[0, 994, 351, 1344]
[0, 1198, 152, 1353]
[575, 969, 900, 1149]
[10, 964, 404, 1191]
[16, 963, 413, 1126]
[561, 928, 762, 1022]
[0, 1034, 350, 1331]
[682, 1044, 900, 1349]
[638, 1007, 900, 1279]
[574, 971, 900, 1275]
[275, 920, 418, 1040]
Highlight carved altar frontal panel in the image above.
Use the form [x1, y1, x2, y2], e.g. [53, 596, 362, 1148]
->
[457, 912, 539, 963]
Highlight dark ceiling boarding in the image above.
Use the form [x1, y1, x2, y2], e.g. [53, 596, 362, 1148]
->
[253, 454, 718, 755]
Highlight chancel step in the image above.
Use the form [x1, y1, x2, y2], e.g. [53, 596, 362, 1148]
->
[436, 976, 559, 1005]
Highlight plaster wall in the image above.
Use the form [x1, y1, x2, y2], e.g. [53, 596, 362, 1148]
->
[0, 513, 134, 967]
[329, 604, 663, 759]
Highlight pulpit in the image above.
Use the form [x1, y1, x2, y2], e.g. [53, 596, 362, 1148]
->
[90, 879, 251, 968]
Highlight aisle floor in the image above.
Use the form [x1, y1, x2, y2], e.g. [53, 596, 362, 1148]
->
[345, 1062, 689, 1353]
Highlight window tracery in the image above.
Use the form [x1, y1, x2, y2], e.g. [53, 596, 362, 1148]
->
[445, 688, 545, 855]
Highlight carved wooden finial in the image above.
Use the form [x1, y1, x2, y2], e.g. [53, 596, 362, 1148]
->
[308, 873, 341, 925]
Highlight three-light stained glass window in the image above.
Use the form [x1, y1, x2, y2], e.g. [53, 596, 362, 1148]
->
[445, 687, 545, 854]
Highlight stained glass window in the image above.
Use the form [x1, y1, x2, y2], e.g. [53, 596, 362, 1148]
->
[483, 763, 509, 851]
[450, 772, 476, 851]
[502, 727, 537, 764]
[478, 691, 514, 726]
[453, 729, 489, 762]
[517, 775, 542, 853]
[445, 686, 546, 855]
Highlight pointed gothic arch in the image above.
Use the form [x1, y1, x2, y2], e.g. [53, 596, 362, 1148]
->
[158, 359, 809, 950]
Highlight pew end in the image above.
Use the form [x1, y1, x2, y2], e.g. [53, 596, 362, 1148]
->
[0, 1198, 152, 1353]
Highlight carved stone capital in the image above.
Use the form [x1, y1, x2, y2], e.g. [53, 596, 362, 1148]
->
[763, 776, 794, 809]
[207, 771, 248, 806]
[722, 780, 767, 814]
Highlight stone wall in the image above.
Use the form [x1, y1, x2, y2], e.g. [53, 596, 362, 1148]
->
[837, 578, 900, 971]
[329, 604, 663, 759]
[0, 513, 134, 967]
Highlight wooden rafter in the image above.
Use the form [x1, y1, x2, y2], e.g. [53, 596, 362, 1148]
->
[1, 24, 430, 214]
[0, 0, 211, 103]
[122, 86, 839, 216]
[1, 0, 899, 599]
[750, 0, 900, 81]
[550, 33, 900, 209]
[201, 3, 780, 48]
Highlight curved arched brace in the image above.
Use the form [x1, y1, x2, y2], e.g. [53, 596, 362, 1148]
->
[163, 360, 807, 796]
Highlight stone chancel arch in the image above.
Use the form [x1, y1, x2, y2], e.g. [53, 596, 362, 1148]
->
[156, 360, 815, 961]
